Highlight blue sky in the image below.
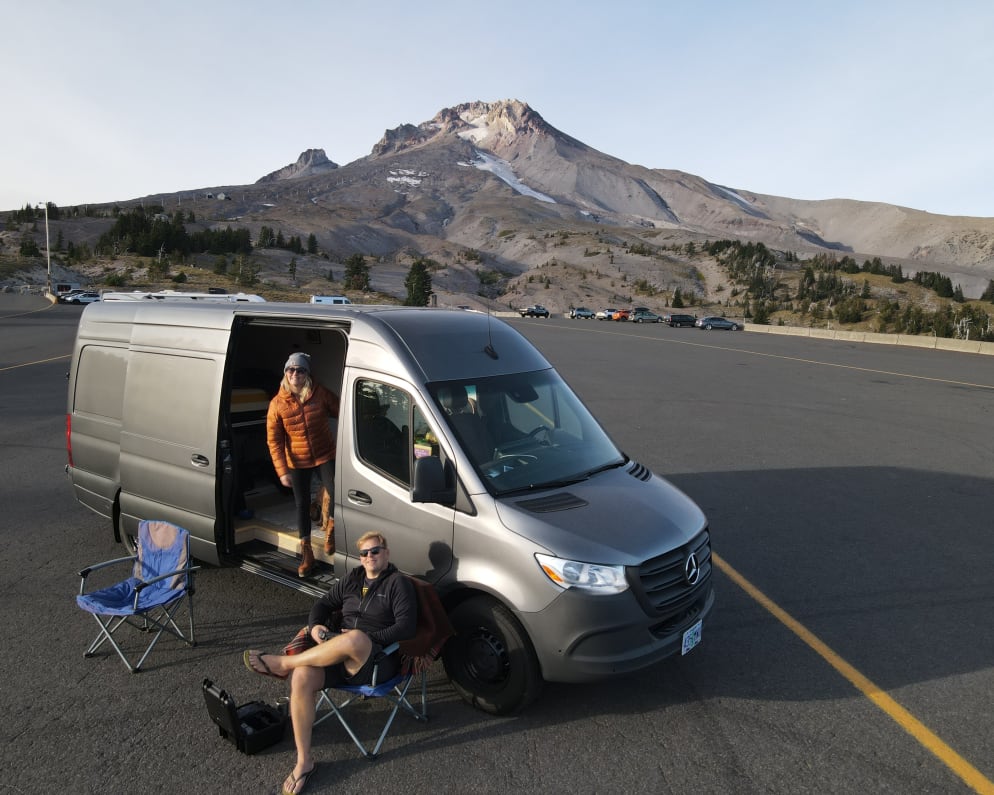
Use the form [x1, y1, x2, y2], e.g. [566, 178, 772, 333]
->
[4, 0, 993, 217]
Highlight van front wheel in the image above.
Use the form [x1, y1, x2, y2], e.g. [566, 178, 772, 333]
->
[442, 596, 542, 715]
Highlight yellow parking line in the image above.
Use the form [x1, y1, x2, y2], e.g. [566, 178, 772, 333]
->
[0, 354, 69, 372]
[715, 553, 994, 793]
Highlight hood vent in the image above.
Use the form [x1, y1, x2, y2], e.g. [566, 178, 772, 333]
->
[627, 460, 652, 481]
[516, 492, 588, 513]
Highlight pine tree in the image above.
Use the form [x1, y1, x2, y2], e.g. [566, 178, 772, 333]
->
[343, 253, 370, 291]
[404, 258, 433, 306]
[307, 233, 318, 255]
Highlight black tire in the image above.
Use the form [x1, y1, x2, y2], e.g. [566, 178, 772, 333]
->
[705, 324, 713, 330]
[730, 323, 739, 330]
[442, 596, 543, 715]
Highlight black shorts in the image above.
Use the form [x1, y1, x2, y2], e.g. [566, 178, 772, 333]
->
[322, 642, 399, 688]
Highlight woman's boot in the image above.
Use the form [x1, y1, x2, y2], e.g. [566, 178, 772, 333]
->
[298, 538, 314, 578]
[323, 518, 335, 556]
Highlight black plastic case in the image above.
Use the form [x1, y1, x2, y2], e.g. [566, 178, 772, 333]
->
[202, 678, 286, 754]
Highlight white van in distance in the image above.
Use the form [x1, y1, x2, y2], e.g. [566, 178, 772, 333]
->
[309, 295, 351, 305]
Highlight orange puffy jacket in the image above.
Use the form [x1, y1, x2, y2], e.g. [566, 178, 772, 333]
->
[266, 383, 340, 478]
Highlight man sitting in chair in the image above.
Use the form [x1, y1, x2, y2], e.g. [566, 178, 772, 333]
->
[245, 532, 416, 795]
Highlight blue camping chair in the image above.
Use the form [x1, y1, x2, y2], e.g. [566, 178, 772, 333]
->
[76, 520, 199, 672]
[313, 576, 453, 758]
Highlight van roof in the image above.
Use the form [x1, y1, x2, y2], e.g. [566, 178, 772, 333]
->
[77, 302, 549, 382]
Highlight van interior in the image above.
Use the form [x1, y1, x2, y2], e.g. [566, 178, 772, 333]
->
[224, 319, 348, 587]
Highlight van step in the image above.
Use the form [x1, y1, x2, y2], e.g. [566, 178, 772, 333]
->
[237, 544, 337, 598]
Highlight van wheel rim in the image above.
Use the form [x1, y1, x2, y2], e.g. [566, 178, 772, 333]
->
[465, 627, 510, 684]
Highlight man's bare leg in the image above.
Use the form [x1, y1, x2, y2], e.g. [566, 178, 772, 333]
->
[246, 629, 372, 678]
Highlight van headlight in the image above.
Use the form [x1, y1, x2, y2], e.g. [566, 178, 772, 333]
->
[535, 553, 629, 595]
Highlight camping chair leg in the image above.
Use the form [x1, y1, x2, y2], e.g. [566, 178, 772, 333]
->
[313, 672, 427, 759]
[131, 599, 195, 670]
[85, 615, 141, 673]
[84, 598, 195, 673]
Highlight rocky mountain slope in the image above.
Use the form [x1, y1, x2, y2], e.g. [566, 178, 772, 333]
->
[8, 100, 994, 305]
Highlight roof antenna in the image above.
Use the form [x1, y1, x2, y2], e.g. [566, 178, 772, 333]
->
[483, 298, 499, 359]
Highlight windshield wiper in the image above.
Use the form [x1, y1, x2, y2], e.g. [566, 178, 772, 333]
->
[580, 458, 627, 478]
[499, 476, 591, 497]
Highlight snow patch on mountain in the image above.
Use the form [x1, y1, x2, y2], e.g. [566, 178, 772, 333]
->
[387, 168, 428, 187]
[459, 151, 555, 203]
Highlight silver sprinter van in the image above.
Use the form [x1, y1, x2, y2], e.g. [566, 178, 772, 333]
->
[67, 302, 713, 714]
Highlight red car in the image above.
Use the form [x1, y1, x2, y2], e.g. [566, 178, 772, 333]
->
[611, 309, 630, 321]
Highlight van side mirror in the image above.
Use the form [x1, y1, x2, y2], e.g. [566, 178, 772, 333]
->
[412, 456, 455, 505]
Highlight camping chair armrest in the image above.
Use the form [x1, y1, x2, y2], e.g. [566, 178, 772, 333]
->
[131, 565, 201, 610]
[132, 565, 201, 592]
[78, 555, 138, 580]
[78, 555, 139, 594]
[373, 641, 400, 662]
[368, 642, 401, 687]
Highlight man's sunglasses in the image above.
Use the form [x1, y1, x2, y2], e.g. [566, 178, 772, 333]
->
[358, 546, 384, 557]
[286, 367, 308, 375]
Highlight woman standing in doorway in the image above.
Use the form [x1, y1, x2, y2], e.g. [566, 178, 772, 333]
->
[267, 352, 339, 577]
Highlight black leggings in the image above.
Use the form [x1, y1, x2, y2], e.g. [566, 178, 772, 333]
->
[288, 460, 335, 540]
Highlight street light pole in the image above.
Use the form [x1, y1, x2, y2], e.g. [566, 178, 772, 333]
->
[37, 202, 51, 295]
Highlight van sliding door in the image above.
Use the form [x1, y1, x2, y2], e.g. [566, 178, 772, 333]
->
[119, 350, 223, 563]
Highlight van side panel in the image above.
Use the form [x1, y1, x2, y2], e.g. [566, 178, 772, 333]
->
[119, 350, 223, 562]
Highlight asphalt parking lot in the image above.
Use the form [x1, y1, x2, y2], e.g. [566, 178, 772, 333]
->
[3, 297, 992, 794]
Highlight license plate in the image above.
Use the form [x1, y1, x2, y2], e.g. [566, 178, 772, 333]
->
[681, 619, 702, 655]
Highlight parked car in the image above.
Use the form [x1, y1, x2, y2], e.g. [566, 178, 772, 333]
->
[59, 289, 87, 303]
[595, 308, 617, 320]
[695, 316, 741, 331]
[68, 292, 101, 304]
[519, 305, 550, 318]
[663, 313, 697, 327]
[569, 307, 595, 319]
[630, 306, 651, 317]
[611, 309, 630, 321]
[631, 310, 662, 323]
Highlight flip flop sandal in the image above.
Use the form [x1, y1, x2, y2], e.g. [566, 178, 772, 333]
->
[243, 650, 288, 680]
[281, 763, 317, 795]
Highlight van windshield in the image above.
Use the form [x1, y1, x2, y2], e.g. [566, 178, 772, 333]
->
[430, 370, 626, 496]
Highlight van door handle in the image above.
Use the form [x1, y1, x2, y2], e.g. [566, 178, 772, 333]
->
[191, 454, 210, 467]
[348, 490, 372, 505]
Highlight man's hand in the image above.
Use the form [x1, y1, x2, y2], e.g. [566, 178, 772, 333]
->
[311, 625, 332, 642]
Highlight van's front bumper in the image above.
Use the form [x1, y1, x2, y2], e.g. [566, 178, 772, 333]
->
[520, 582, 715, 683]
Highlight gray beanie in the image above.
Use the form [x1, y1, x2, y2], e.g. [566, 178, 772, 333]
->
[284, 352, 311, 372]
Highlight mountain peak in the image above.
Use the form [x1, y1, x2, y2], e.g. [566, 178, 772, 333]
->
[256, 148, 338, 183]
[370, 99, 564, 157]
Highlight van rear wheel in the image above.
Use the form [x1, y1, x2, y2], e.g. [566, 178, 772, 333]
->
[442, 596, 542, 715]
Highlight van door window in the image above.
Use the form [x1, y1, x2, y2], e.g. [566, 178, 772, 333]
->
[355, 381, 411, 483]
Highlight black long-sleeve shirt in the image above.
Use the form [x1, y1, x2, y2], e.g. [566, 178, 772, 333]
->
[308, 563, 416, 648]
